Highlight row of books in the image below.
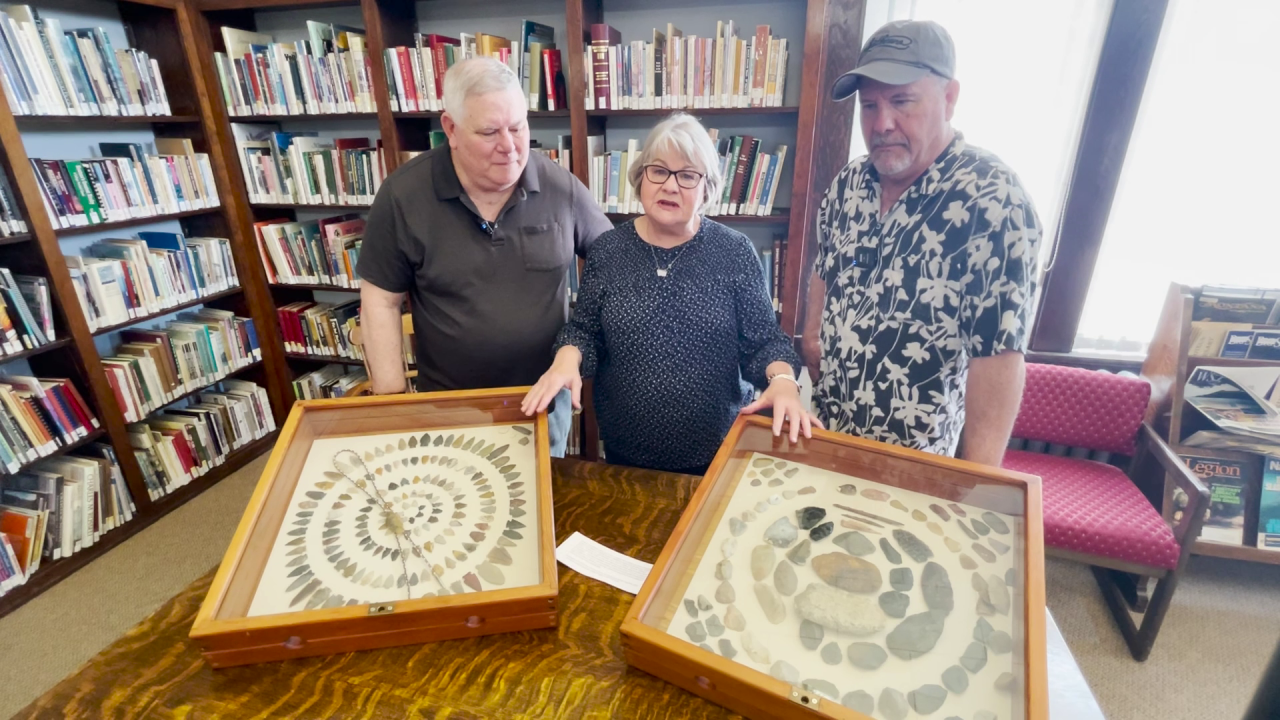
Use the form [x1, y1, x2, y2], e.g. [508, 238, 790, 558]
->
[232, 125, 386, 207]
[254, 215, 363, 288]
[385, 24, 568, 114]
[586, 22, 788, 111]
[102, 312, 262, 425]
[215, 23, 374, 116]
[1, 443, 134, 594]
[0, 173, 26, 237]
[66, 234, 238, 331]
[1190, 323, 1280, 361]
[130, 380, 275, 500]
[400, 135, 572, 174]
[1179, 450, 1280, 551]
[0, 6, 172, 117]
[31, 139, 220, 229]
[294, 364, 368, 400]
[0, 269, 54, 358]
[588, 133, 787, 217]
[280, 300, 362, 361]
[0, 377, 99, 475]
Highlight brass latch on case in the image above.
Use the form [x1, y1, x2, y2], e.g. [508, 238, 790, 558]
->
[789, 686, 821, 708]
[368, 603, 395, 615]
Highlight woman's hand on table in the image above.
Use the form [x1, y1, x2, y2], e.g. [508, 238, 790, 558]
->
[739, 374, 823, 443]
[521, 346, 583, 416]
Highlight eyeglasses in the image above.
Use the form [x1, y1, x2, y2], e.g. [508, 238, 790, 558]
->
[642, 164, 704, 190]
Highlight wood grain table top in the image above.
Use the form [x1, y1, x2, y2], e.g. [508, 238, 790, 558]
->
[18, 458, 1103, 720]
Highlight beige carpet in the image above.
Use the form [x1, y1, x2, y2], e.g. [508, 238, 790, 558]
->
[1, 450, 1276, 719]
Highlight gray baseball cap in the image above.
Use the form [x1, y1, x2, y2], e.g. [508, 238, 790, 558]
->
[831, 20, 956, 101]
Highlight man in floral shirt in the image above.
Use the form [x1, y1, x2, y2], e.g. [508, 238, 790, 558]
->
[801, 20, 1041, 466]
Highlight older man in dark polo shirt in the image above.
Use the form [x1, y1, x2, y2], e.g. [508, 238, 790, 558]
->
[357, 57, 612, 456]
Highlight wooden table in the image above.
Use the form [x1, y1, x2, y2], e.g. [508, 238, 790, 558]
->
[18, 459, 1104, 719]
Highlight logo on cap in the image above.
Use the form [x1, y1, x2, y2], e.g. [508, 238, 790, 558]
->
[865, 34, 913, 52]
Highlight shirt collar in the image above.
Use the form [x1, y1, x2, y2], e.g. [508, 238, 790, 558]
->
[433, 145, 541, 201]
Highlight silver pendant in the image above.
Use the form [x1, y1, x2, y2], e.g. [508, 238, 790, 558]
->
[656, 268, 668, 277]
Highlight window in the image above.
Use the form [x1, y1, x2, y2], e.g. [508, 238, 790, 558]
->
[1074, 0, 1280, 355]
[850, 0, 1111, 251]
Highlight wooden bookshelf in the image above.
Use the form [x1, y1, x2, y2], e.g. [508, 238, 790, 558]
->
[229, 113, 378, 122]
[251, 203, 372, 211]
[10, 428, 107, 478]
[1141, 282, 1280, 567]
[14, 114, 202, 126]
[587, 106, 800, 117]
[54, 208, 224, 237]
[270, 283, 360, 292]
[607, 211, 790, 225]
[90, 287, 243, 336]
[286, 353, 364, 366]
[0, 0, 292, 615]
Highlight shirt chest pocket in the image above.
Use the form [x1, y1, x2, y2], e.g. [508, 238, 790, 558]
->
[516, 221, 571, 271]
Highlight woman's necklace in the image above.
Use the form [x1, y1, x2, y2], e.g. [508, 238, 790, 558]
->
[331, 450, 450, 596]
[641, 217, 698, 278]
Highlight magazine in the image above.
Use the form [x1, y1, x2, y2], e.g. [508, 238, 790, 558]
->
[1184, 366, 1280, 440]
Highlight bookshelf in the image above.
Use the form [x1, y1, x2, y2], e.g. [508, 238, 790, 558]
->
[0, 0, 287, 617]
[0, 0, 859, 610]
[1142, 282, 1280, 566]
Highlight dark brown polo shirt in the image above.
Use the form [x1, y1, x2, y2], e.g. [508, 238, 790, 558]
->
[357, 146, 612, 392]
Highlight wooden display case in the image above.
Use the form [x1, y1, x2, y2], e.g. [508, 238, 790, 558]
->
[190, 388, 557, 668]
[622, 415, 1048, 720]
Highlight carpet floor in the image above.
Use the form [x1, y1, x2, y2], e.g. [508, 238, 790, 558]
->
[1, 450, 1275, 719]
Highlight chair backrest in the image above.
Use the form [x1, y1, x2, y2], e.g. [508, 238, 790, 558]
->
[1011, 363, 1151, 456]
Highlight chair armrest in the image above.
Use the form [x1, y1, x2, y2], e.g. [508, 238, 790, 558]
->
[1136, 423, 1211, 552]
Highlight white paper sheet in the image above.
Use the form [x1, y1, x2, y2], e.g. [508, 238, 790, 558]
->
[556, 531, 652, 595]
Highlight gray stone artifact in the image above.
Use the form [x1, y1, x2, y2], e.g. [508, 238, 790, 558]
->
[971, 519, 991, 536]
[842, 690, 875, 715]
[751, 544, 775, 581]
[809, 521, 835, 542]
[724, 603, 746, 631]
[892, 529, 934, 563]
[754, 582, 787, 624]
[719, 638, 736, 659]
[972, 543, 997, 563]
[705, 614, 725, 637]
[741, 631, 770, 664]
[834, 531, 876, 557]
[799, 619, 824, 649]
[879, 687, 909, 720]
[786, 539, 812, 565]
[804, 679, 840, 701]
[715, 580, 735, 604]
[890, 567, 914, 591]
[988, 630, 1013, 654]
[838, 483, 857, 495]
[763, 517, 798, 548]
[820, 641, 842, 665]
[770, 660, 799, 683]
[982, 511, 1010, 534]
[879, 591, 910, 618]
[886, 610, 946, 660]
[1006, 568, 1018, 586]
[729, 517, 747, 537]
[774, 558, 798, 596]
[908, 684, 948, 715]
[987, 573, 1011, 615]
[989, 537, 1011, 555]
[880, 537, 903, 564]
[959, 554, 978, 570]
[847, 641, 888, 670]
[686, 620, 706, 642]
[715, 559, 732, 581]
[684, 598, 698, 618]
[995, 672, 1017, 692]
[697, 594, 712, 611]
[797, 506, 826, 530]
[929, 503, 951, 521]
[811, 552, 883, 593]
[974, 617, 995, 644]
[942, 665, 969, 693]
[921, 561, 953, 614]
[794, 583, 885, 635]
[960, 641, 988, 672]
[956, 520, 979, 540]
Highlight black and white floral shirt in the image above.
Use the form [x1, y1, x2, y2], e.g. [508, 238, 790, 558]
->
[813, 134, 1041, 456]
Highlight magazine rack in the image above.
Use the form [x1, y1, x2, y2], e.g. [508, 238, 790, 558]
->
[622, 415, 1047, 719]
[190, 388, 557, 667]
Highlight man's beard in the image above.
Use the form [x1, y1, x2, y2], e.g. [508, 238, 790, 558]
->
[870, 140, 912, 177]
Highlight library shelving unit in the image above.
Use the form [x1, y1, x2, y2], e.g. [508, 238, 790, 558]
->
[1142, 282, 1280, 566]
[0, 0, 287, 618]
[0, 0, 861, 611]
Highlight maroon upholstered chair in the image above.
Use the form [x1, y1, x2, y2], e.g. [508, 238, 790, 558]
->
[1000, 363, 1210, 661]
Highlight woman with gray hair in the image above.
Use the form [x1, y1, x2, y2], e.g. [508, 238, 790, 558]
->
[521, 113, 819, 474]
